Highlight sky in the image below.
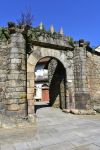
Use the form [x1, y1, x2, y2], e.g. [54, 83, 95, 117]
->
[0, 0, 100, 47]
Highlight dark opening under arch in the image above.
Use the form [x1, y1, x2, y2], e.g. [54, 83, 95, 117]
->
[34, 56, 66, 110]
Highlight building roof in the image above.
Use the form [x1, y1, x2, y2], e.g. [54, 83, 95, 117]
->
[95, 46, 100, 53]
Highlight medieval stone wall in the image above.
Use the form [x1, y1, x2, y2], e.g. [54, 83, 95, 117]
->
[74, 45, 90, 109]
[86, 51, 100, 109]
[66, 50, 75, 109]
[0, 26, 100, 118]
[5, 33, 27, 117]
[0, 41, 8, 113]
[0, 33, 27, 117]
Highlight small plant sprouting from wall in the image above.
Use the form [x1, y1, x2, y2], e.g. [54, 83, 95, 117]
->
[0, 28, 10, 42]
[67, 36, 74, 47]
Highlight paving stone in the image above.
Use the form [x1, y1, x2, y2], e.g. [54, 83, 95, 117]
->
[0, 108, 100, 150]
[27, 140, 41, 149]
[14, 142, 29, 150]
[1, 144, 14, 150]
[40, 141, 74, 150]
[74, 144, 100, 150]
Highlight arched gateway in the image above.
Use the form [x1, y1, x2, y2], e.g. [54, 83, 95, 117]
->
[0, 24, 99, 119]
[26, 28, 90, 117]
[27, 38, 76, 116]
[28, 55, 67, 112]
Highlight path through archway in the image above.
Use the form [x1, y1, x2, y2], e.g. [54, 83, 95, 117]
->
[34, 57, 66, 112]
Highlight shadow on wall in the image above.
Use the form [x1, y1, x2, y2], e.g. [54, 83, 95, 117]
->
[49, 60, 66, 109]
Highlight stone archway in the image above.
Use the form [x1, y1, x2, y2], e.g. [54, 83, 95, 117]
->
[27, 46, 67, 116]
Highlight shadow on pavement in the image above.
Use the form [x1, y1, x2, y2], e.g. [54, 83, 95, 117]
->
[34, 101, 50, 113]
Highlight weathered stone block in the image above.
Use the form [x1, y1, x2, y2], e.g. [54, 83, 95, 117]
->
[19, 99, 26, 104]
[15, 87, 26, 92]
[27, 88, 34, 94]
[70, 109, 96, 115]
[5, 110, 18, 116]
[10, 34, 25, 43]
[18, 109, 27, 117]
[0, 88, 3, 92]
[28, 100, 34, 106]
[6, 92, 26, 99]
[0, 102, 4, 110]
[6, 87, 16, 93]
[0, 74, 6, 82]
[10, 47, 19, 53]
[19, 103, 27, 110]
[8, 74, 19, 80]
[6, 80, 26, 87]
[9, 53, 15, 58]
[27, 94, 33, 99]
[27, 73, 34, 80]
[28, 106, 34, 114]
[7, 104, 19, 111]
[11, 58, 21, 64]
[29, 80, 34, 87]
[27, 64, 34, 72]
[62, 109, 70, 113]
[7, 99, 18, 104]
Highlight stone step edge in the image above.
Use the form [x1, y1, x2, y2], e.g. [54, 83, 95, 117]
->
[62, 109, 96, 115]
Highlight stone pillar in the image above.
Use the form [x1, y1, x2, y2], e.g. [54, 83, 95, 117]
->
[5, 33, 27, 117]
[27, 60, 34, 116]
[0, 41, 8, 114]
[66, 51, 75, 109]
[74, 41, 90, 109]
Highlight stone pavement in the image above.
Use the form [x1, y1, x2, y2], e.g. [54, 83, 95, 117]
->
[0, 107, 100, 150]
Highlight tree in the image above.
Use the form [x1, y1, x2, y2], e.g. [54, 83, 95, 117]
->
[17, 9, 34, 27]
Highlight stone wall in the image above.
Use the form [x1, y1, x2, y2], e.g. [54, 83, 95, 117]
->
[66, 50, 75, 109]
[27, 56, 35, 116]
[74, 44, 90, 109]
[0, 33, 27, 117]
[5, 33, 27, 117]
[0, 41, 8, 113]
[0, 25, 100, 118]
[86, 51, 100, 109]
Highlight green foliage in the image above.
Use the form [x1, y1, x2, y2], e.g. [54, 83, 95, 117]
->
[67, 36, 74, 47]
[8, 22, 16, 28]
[0, 21, 74, 51]
[0, 28, 10, 42]
[26, 26, 63, 43]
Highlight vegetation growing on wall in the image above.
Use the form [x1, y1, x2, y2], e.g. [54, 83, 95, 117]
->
[26, 26, 64, 43]
[0, 21, 74, 51]
[67, 37, 74, 47]
[0, 28, 10, 42]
